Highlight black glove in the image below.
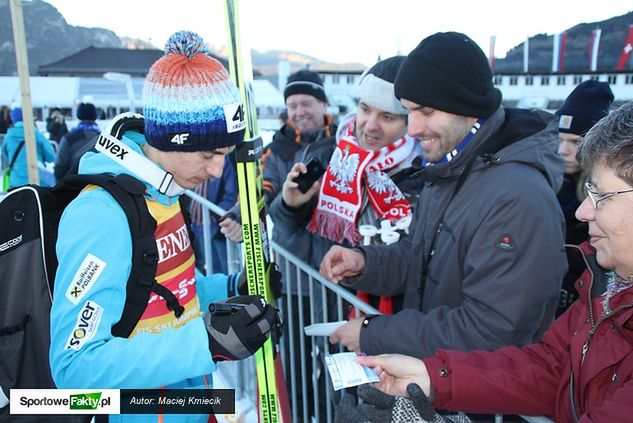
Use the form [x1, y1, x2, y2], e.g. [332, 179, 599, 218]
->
[204, 295, 280, 362]
[335, 384, 471, 423]
[233, 262, 283, 299]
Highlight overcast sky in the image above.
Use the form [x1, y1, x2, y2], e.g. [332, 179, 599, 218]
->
[45, 0, 633, 66]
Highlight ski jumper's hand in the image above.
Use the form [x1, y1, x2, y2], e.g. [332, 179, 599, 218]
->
[204, 295, 279, 361]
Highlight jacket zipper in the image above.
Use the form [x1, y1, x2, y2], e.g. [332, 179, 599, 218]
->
[570, 245, 633, 418]
[567, 244, 593, 421]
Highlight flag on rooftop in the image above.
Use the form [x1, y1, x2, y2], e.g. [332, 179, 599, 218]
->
[588, 28, 601, 72]
[616, 25, 633, 70]
[489, 35, 496, 71]
[551, 31, 566, 73]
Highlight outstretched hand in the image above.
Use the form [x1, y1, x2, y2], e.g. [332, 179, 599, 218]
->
[357, 354, 431, 398]
[329, 318, 362, 351]
[319, 245, 366, 283]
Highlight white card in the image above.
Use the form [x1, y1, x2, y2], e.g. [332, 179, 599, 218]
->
[324, 352, 380, 391]
[303, 321, 347, 336]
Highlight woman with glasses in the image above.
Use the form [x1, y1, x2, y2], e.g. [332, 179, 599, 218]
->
[554, 80, 614, 316]
[348, 102, 633, 422]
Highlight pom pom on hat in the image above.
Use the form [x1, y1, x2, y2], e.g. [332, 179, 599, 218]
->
[77, 103, 97, 121]
[556, 80, 614, 136]
[10, 106, 22, 123]
[143, 30, 245, 152]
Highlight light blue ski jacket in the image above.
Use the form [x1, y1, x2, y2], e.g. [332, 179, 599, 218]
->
[49, 130, 232, 423]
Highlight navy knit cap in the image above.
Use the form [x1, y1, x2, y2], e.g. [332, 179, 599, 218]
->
[284, 70, 327, 103]
[556, 80, 614, 136]
[143, 30, 245, 152]
[10, 107, 22, 123]
[395, 32, 502, 118]
[77, 103, 97, 121]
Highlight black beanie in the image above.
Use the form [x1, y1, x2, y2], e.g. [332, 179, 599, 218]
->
[556, 80, 614, 136]
[395, 32, 502, 118]
[284, 70, 327, 103]
[77, 103, 97, 121]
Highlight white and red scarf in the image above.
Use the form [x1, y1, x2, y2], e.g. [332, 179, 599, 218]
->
[308, 119, 414, 245]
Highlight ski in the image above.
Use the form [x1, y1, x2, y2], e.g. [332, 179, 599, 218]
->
[222, 1, 290, 422]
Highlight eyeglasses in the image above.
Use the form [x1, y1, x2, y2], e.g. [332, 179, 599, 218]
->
[584, 181, 633, 209]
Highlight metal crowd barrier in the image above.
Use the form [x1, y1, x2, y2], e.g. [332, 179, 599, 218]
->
[186, 191, 553, 423]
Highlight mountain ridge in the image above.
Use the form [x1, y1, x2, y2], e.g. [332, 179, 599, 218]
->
[0, 0, 631, 76]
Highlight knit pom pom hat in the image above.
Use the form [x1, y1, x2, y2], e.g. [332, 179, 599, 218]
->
[143, 30, 245, 152]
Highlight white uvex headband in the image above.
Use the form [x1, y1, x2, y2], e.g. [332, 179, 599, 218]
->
[95, 132, 186, 197]
[358, 73, 408, 115]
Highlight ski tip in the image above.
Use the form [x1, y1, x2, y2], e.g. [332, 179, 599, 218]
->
[164, 30, 208, 58]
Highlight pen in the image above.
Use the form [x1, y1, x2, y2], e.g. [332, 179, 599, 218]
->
[209, 303, 248, 315]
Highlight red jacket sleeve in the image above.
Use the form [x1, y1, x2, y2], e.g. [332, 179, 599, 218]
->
[424, 304, 580, 417]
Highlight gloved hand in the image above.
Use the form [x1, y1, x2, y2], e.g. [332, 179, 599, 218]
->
[204, 295, 280, 362]
[230, 262, 283, 299]
[334, 384, 471, 423]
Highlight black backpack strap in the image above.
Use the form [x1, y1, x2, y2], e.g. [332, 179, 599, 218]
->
[60, 173, 184, 338]
[7, 141, 25, 170]
[102, 174, 184, 337]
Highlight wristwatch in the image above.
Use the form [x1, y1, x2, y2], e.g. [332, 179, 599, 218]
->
[362, 314, 379, 328]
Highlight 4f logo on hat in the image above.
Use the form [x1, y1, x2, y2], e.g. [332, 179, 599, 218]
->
[224, 103, 246, 133]
[170, 133, 191, 145]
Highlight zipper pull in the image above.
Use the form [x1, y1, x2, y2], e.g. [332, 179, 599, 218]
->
[581, 342, 589, 364]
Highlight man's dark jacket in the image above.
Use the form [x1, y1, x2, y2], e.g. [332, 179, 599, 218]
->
[345, 107, 567, 357]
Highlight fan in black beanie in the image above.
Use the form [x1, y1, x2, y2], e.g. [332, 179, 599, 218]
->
[394, 31, 501, 118]
[324, 33, 569, 423]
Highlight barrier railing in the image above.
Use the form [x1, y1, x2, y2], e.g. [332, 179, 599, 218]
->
[187, 191, 553, 423]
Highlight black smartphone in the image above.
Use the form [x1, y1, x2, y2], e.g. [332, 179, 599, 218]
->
[295, 157, 326, 193]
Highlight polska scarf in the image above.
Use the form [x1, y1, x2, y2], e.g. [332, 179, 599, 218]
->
[308, 118, 414, 245]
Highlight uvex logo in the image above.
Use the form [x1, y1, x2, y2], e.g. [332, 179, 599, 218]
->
[97, 136, 128, 160]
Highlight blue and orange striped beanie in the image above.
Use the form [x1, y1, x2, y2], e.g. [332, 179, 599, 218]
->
[143, 30, 245, 152]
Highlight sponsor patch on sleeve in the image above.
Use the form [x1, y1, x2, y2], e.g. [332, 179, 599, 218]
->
[65, 253, 106, 305]
[65, 301, 103, 351]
